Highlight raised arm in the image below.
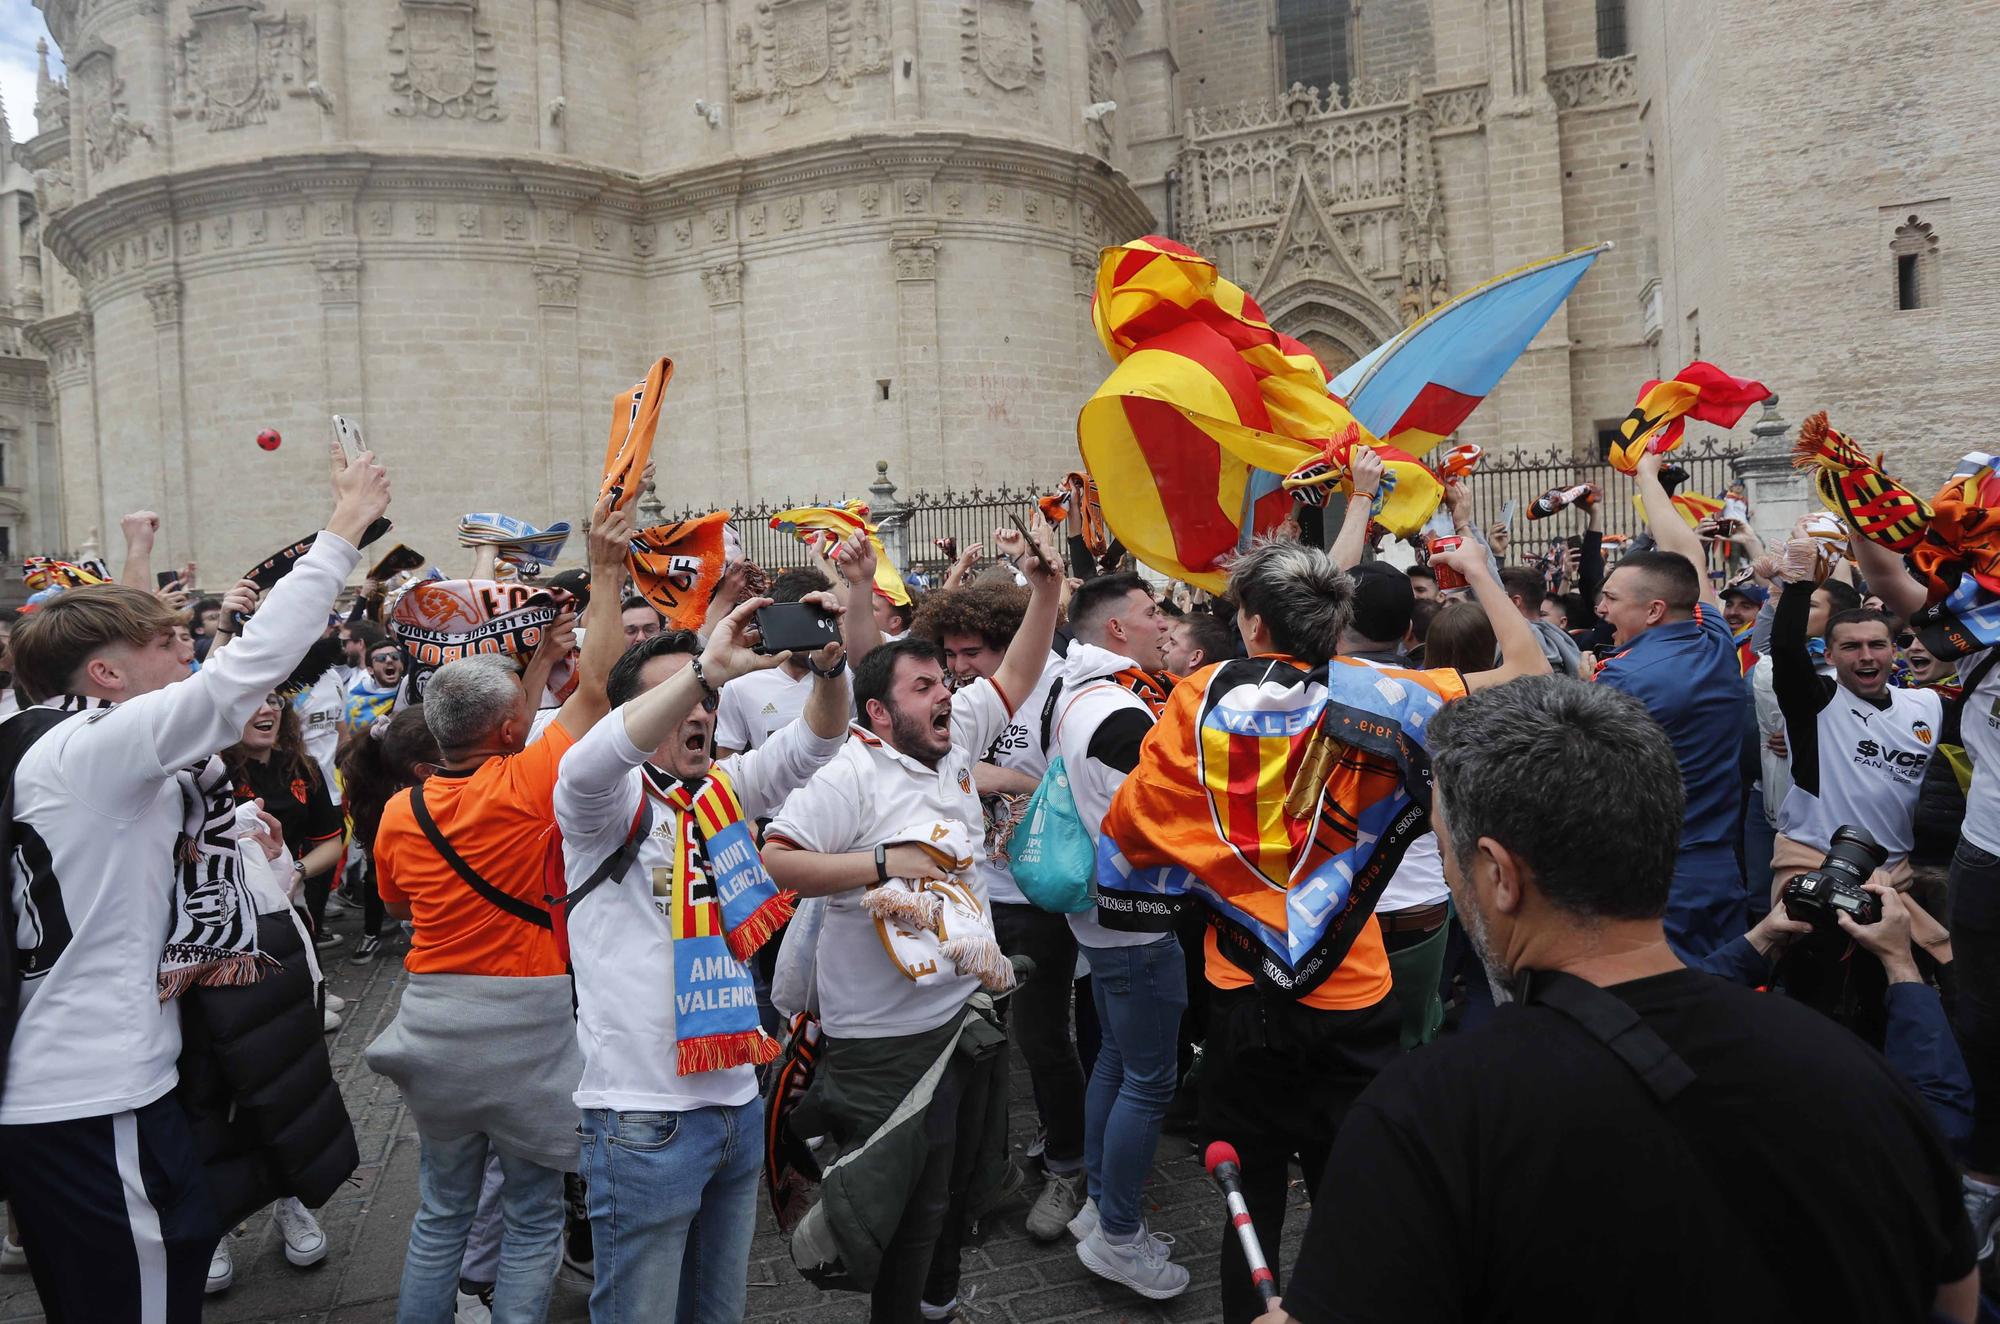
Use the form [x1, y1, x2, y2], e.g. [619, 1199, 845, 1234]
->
[1430, 543, 1553, 693]
[617, 596, 786, 754]
[1330, 447, 1385, 571]
[118, 511, 160, 590]
[1634, 450, 1721, 613]
[990, 517, 1063, 709]
[553, 491, 635, 739]
[1851, 536, 1930, 619]
[826, 530, 883, 667]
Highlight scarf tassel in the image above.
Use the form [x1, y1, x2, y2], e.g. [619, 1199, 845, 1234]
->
[941, 935, 1015, 993]
[157, 951, 280, 1002]
[724, 888, 798, 964]
[861, 883, 944, 933]
[677, 1028, 781, 1077]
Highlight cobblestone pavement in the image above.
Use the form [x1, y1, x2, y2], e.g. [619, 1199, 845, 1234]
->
[2, 909, 1308, 1323]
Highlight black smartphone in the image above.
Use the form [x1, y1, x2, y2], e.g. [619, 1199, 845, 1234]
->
[156, 571, 180, 589]
[755, 601, 840, 655]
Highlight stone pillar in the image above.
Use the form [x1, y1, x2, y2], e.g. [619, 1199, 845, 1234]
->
[701, 260, 752, 501]
[537, 0, 567, 153]
[703, 0, 732, 153]
[890, 0, 919, 121]
[868, 460, 908, 571]
[1480, 0, 1573, 455]
[144, 277, 195, 566]
[1732, 396, 1808, 547]
[889, 233, 943, 487]
[314, 251, 365, 421]
[313, 0, 350, 142]
[533, 257, 584, 519]
[24, 311, 100, 560]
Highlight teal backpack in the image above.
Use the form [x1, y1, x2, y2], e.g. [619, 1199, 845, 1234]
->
[1009, 680, 1102, 914]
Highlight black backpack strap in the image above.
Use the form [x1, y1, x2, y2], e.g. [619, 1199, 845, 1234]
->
[550, 801, 654, 914]
[409, 781, 551, 930]
[1518, 968, 1696, 1103]
[1038, 677, 1065, 756]
[1942, 647, 2000, 747]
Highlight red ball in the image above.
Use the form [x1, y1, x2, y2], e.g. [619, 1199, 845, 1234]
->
[256, 427, 282, 452]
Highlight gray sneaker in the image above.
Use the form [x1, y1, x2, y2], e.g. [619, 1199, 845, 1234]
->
[1076, 1224, 1189, 1300]
[1026, 1170, 1086, 1242]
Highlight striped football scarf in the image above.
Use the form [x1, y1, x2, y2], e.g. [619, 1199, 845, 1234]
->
[43, 696, 276, 998]
[1789, 411, 1932, 552]
[645, 765, 792, 1075]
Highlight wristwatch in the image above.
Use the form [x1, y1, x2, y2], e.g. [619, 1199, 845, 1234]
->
[874, 842, 890, 884]
[806, 654, 848, 679]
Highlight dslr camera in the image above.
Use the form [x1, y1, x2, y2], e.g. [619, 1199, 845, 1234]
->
[1781, 825, 1887, 932]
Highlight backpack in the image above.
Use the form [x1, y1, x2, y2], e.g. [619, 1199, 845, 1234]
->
[0, 707, 83, 1107]
[1010, 682, 1112, 915]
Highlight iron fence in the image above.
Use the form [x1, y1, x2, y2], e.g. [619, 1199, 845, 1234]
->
[659, 436, 1752, 587]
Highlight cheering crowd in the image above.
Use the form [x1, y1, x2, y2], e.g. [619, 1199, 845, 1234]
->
[0, 383, 1997, 1324]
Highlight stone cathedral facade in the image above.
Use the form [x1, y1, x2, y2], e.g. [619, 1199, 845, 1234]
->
[6, 0, 1682, 575]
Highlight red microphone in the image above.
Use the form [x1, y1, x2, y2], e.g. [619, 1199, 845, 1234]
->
[1204, 1140, 1277, 1305]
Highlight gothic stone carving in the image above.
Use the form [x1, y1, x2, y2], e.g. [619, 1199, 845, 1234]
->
[703, 261, 745, 306]
[891, 236, 941, 281]
[731, 0, 889, 116]
[172, 1, 318, 132]
[1546, 57, 1636, 112]
[72, 45, 154, 172]
[145, 279, 183, 326]
[33, 164, 74, 217]
[315, 258, 362, 303]
[389, 0, 504, 121]
[534, 262, 580, 307]
[960, 0, 1044, 96]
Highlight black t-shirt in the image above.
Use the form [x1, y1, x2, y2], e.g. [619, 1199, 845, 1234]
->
[233, 755, 342, 874]
[1284, 969, 1974, 1324]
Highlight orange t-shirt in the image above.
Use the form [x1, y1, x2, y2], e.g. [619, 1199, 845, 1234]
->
[375, 722, 575, 977]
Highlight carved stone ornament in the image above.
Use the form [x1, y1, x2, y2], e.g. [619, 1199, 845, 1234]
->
[145, 279, 183, 326]
[315, 257, 362, 303]
[891, 235, 941, 281]
[672, 217, 693, 247]
[533, 261, 580, 307]
[172, 1, 318, 132]
[415, 202, 438, 236]
[72, 44, 155, 172]
[858, 183, 882, 215]
[502, 208, 527, 240]
[780, 196, 803, 230]
[959, 0, 1044, 95]
[733, 0, 890, 115]
[33, 163, 75, 218]
[1546, 56, 1637, 112]
[702, 261, 745, 306]
[631, 223, 657, 256]
[388, 0, 505, 121]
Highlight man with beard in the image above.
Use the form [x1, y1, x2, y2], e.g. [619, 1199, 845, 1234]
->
[762, 520, 1062, 1324]
[1255, 677, 1978, 1324]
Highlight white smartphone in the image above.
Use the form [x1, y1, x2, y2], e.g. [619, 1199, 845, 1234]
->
[331, 415, 366, 463]
[1498, 498, 1518, 528]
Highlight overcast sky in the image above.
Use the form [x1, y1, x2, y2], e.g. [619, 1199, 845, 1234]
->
[1, 1, 59, 142]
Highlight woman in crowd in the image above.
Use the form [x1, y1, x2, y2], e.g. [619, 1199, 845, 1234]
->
[337, 705, 442, 966]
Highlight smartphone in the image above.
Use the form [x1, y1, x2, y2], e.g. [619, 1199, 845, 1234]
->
[755, 601, 841, 655]
[331, 415, 366, 463]
[1498, 498, 1518, 529]
[156, 570, 180, 589]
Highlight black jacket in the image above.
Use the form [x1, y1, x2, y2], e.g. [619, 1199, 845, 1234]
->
[175, 910, 358, 1226]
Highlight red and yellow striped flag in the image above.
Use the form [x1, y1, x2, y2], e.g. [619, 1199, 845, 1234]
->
[1077, 236, 1401, 592]
[768, 500, 911, 606]
[1632, 489, 1726, 529]
[1608, 361, 1767, 474]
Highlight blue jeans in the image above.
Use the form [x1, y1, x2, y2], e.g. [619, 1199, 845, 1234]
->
[397, 1132, 564, 1324]
[1081, 936, 1187, 1239]
[579, 1100, 763, 1324]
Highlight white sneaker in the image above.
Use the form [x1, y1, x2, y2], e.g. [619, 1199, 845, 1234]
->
[322, 1007, 343, 1034]
[1076, 1224, 1189, 1300]
[272, 1200, 326, 1272]
[0, 1234, 26, 1273]
[919, 1298, 958, 1321]
[455, 1289, 495, 1323]
[206, 1238, 234, 1294]
[274, 1197, 327, 1267]
[1026, 1169, 1086, 1242]
[1067, 1196, 1098, 1243]
[322, 992, 346, 1014]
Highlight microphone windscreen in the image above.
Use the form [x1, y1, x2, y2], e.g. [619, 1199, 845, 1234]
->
[1203, 1140, 1240, 1175]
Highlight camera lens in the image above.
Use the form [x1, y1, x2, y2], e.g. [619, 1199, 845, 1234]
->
[1822, 825, 1888, 887]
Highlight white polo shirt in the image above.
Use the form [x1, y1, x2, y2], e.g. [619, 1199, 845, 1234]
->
[764, 676, 1014, 1039]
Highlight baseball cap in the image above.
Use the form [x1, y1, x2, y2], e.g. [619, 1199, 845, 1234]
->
[1719, 583, 1768, 605]
[1348, 561, 1416, 644]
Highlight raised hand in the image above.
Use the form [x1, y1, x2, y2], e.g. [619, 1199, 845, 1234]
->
[699, 595, 788, 686]
[588, 489, 634, 572]
[328, 437, 391, 546]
